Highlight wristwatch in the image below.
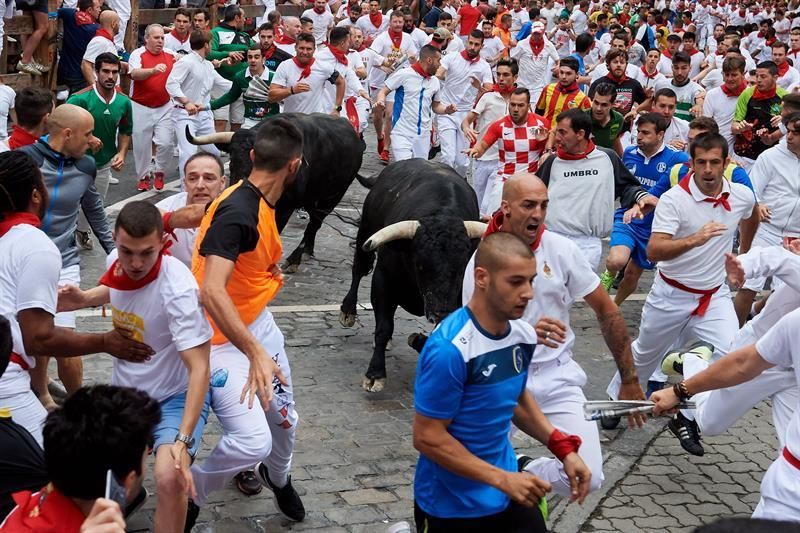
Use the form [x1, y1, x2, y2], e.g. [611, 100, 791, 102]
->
[174, 432, 195, 449]
[334, 105, 342, 112]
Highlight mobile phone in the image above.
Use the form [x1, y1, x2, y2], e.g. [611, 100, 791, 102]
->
[105, 469, 127, 508]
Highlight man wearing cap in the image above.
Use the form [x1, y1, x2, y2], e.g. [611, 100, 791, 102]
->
[511, 21, 558, 105]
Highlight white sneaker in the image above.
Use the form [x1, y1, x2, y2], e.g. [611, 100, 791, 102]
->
[17, 61, 43, 76]
[31, 61, 50, 73]
[108, 176, 119, 185]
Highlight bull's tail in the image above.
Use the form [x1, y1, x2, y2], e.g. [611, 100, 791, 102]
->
[355, 173, 377, 189]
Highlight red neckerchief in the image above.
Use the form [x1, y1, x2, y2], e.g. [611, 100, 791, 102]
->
[276, 33, 296, 45]
[606, 71, 628, 84]
[662, 49, 673, 59]
[411, 62, 431, 79]
[483, 211, 546, 251]
[388, 29, 403, 49]
[369, 11, 383, 28]
[557, 81, 579, 93]
[314, 5, 326, 13]
[721, 81, 746, 97]
[170, 28, 189, 43]
[460, 49, 480, 63]
[355, 43, 367, 52]
[530, 36, 545, 55]
[293, 57, 314, 80]
[262, 44, 276, 59]
[684, 47, 699, 55]
[777, 61, 790, 77]
[95, 28, 114, 42]
[492, 83, 514, 94]
[739, 8, 746, 16]
[75, 10, 95, 25]
[514, 7, 521, 11]
[766, 37, 777, 47]
[640, 65, 658, 79]
[0, 212, 40, 237]
[557, 140, 595, 160]
[677, 173, 731, 211]
[752, 86, 778, 100]
[329, 45, 349, 65]
[99, 244, 171, 291]
[7, 125, 39, 149]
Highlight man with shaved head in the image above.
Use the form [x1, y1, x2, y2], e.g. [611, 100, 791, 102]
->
[413, 231, 590, 531]
[461, 173, 644, 501]
[81, 10, 121, 86]
[18, 104, 115, 413]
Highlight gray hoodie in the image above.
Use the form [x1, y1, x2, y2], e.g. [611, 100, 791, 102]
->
[18, 140, 114, 269]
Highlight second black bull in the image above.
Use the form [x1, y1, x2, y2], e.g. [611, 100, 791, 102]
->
[186, 113, 365, 272]
[340, 159, 486, 392]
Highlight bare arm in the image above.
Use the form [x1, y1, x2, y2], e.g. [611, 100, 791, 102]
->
[333, 73, 346, 109]
[176, 342, 211, 443]
[268, 83, 293, 103]
[129, 66, 163, 81]
[736, 204, 760, 254]
[81, 60, 95, 85]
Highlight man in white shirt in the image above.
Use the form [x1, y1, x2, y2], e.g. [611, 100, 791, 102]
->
[81, 10, 120, 87]
[509, 0, 530, 32]
[436, 29, 493, 176]
[462, 174, 645, 499]
[772, 42, 800, 90]
[570, 0, 590, 34]
[302, 0, 335, 44]
[374, 44, 456, 160]
[461, 58, 516, 214]
[702, 55, 746, 154]
[511, 22, 559, 105]
[164, 7, 193, 55]
[606, 133, 759, 456]
[269, 33, 346, 114]
[59, 201, 212, 533]
[356, 0, 389, 42]
[651, 87, 689, 149]
[275, 17, 302, 56]
[166, 30, 232, 180]
[479, 19, 505, 69]
[403, 9, 429, 50]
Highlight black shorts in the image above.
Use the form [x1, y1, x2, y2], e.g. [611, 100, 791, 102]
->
[18, 0, 48, 13]
[414, 500, 547, 533]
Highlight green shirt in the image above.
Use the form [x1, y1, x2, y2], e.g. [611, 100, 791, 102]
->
[209, 22, 254, 81]
[586, 108, 623, 149]
[210, 67, 280, 123]
[67, 86, 133, 168]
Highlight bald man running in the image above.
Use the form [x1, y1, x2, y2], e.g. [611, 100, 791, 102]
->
[19, 105, 115, 413]
[461, 174, 645, 499]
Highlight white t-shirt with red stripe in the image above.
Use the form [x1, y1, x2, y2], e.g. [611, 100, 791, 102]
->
[128, 47, 177, 108]
[481, 113, 550, 178]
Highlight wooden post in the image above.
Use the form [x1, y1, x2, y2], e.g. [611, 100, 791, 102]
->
[124, 0, 140, 52]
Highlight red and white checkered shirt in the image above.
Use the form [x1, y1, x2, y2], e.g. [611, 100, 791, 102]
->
[481, 113, 550, 178]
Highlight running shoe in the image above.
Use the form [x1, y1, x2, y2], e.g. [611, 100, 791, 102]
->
[234, 470, 263, 496]
[296, 208, 309, 220]
[599, 270, 615, 291]
[254, 462, 305, 522]
[661, 340, 715, 377]
[31, 60, 50, 73]
[668, 412, 704, 456]
[108, 176, 119, 184]
[75, 230, 93, 251]
[137, 177, 151, 191]
[153, 171, 165, 191]
[379, 150, 390, 164]
[17, 61, 42, 76]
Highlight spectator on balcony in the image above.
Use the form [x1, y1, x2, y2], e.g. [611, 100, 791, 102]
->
[58, 0, 102, 94]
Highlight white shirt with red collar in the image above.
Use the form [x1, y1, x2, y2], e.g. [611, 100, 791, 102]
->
[367, 30, 418, 89]
[272, 57, 339, 113]
[302, 7, 335, 45]
[652, 174, 755, 289]
[164, 29, 191, 55]
[356, 13, 389, 42]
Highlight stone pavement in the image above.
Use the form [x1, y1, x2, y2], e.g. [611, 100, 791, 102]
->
[61, 128, 782, 532]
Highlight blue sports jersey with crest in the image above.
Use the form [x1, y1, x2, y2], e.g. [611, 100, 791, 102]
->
[413, 306, 537, 518]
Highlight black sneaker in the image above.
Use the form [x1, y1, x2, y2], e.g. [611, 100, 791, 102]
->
[254, 462, 305, 522]
[184, 499, 200, 533]
[516, 454, 534, 472]
[612, 268, 625, 290]
[599, 396, 621, 430]
[668, 412, 704, 456]
[234, 470, 263, 496]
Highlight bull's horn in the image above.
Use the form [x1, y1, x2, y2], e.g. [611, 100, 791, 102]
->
[362, 221, 420, 251]
[464, 221, 488, 239]
[185, 125, 235, 146]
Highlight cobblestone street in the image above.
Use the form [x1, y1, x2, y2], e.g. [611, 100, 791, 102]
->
[62, 129, 781, 532]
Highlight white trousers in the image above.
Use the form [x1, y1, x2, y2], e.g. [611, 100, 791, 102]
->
[77, 164, 111, 233]
[554, 233, 603, 272]
[607, 277, 738, 402]
[1, 364, 46, 447]
[105, 0, 130, 51]
[192, 310, 297, 506]
[753, 453, 800, 522]
[480, 170, 505, 218]
[520, 356, 604, 497]
[132, 101, 175, 180]
[175, 111, 219, 181]
[471, 158, 498, 216]
[437, 112, 469, 177]
[390, 130, 430, 161]
[684, 351, 798, 447]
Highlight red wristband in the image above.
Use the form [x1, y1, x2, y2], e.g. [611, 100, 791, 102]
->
[162, 211, 178, 241]
[547, 429, 582, 462]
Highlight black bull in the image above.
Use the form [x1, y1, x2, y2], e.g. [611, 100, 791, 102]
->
[339, 159, 486, 392]
[186, 113, 366, 272]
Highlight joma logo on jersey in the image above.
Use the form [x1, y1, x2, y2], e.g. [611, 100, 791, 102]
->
[563, 169, 599, 177]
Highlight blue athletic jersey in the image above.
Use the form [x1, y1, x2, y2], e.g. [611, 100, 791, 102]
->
[648, 162, 755, 198]
[413, 306, 536, 519]
[620, 144, 690, 235]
